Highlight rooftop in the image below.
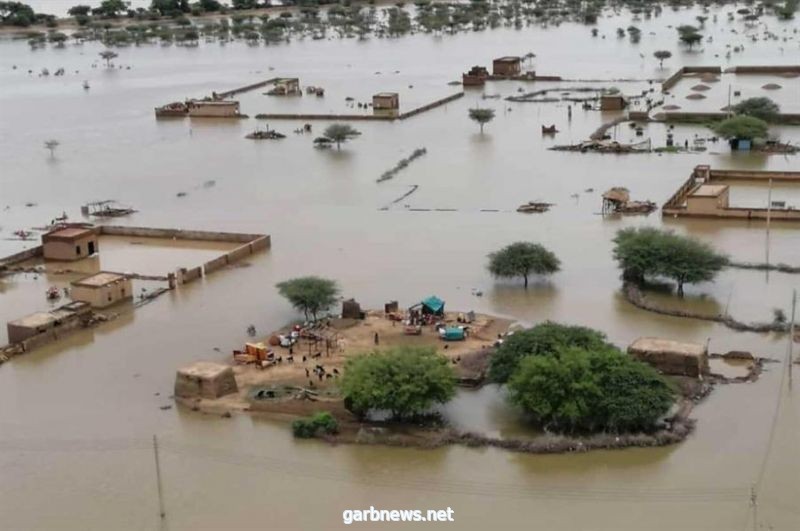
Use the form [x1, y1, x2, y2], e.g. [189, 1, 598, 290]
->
[177, 361, 232, 380]
[628, 337, 706, 358]
[494, 56, 521, 63]
[44, 227, 94, 241]
[691, 184, 728, 198]
[9, 311, 56, 329]
[72, 271, 127, 288]
[374, 92, 399, 98]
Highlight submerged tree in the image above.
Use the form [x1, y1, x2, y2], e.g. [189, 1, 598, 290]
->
[276, 276, 339, 321]
[44, 139, 59, 158]
[487, 242, 560, 288]
[322, 123, 360, 150]
[653, 49, 672, 68]
[676, 25, 702, 49]
[99, 49, 118, 67]
[732, 97, 780, 122]
[340, 346, 456, 420]
[612, 227, 728, 296]
[713, 115, 769, 141]
[468, 107, 495, 134]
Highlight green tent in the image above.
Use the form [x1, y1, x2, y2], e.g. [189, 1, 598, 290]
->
[441, 327, 465, 341]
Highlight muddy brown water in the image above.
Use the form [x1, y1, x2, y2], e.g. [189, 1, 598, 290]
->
[2, 6, 800, 530]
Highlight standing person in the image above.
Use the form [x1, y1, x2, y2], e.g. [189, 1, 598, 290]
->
[374, 332, 379, 346]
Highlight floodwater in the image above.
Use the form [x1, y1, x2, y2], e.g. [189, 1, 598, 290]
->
[1, 5, 800, 530]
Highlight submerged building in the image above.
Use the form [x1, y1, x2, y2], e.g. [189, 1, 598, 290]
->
[70, 272, 133, 309]
[42, 226, 98, 261]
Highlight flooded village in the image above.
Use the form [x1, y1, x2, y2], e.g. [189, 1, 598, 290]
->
[1, 0, 800, 529]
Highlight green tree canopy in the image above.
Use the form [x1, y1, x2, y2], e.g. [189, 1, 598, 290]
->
[276, 276, 339, 321]
[0, 1, 35, 26]
[731, 97, 780, 123]
[713, 115, 769, 140]
[488, 321, 610, 383]
[676, 25, 702, 48]
[322, 123, 361, 150]
[487, 242, 560, 288]
[507, 346, 674, 433]
[93, 0, 128, 17]
[340, 346, 456, 419]
[612, 227, 728, 295]
[67, 4, 91, 16]
[468, 107, 495, 134]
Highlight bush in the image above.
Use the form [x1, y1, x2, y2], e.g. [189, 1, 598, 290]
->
[340, 346, 456, 419]
[507, 346, 674, 433]
[291, 411, 339, 438]
[489, 322, 610, 383]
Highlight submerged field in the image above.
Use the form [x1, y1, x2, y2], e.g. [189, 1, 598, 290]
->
[1, 3, 800, 530]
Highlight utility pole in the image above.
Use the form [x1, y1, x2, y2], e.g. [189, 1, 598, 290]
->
[153, 435, 166, 522]
[789, 290, 796, 389]
[766, 178, 773, 271]
[750, 485, 758, 531]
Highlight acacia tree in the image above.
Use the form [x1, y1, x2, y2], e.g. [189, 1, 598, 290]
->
[468, 107, 495, 134]
[44, 139, 59, 158]
[340, 346, 456, 419]
[732, 97, 780, 122]
[612, 227, 728, 295]
[99, 49, 118, 67]
[276, 276, 339, 321]
[487, 242, 560, 288]
[676, 25, 702, 49]
[653, 50, 672, 68]
[322, 123, 360, 150]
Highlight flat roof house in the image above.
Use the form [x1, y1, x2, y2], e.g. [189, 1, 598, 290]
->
[372, 92, 400, 110]
[492, 56, 522, 77]
[600, 94, 628, 111]
[6, 301, 91, 344]
[685, 184, 730, 215]
[628, 337, 709, 378]
[187, 100, 240, 117]
[71, 271, 133, 309]
[42, 226, 98, 261]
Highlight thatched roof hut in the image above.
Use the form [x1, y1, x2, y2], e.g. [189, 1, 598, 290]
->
[762, 83, 782, 90]
[686, 93, 707, 100]
[602, 187, 630, 204]
[691, 84, 711, 91]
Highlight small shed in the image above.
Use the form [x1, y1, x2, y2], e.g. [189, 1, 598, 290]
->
[600, 94, 627, 111]
[270, 78, 301, 95]
[685, 184, 730, 215]
[42, 226, 98, 261]
[492, 56, 522, 77]
[341, 298, 363, 319]
[174, 361, 239, 399]
[70, 271, 133, 308]
[372, 92, 399, 110]
[628, 337, 709, 378]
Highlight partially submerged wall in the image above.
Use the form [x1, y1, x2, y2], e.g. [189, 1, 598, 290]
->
[0, 245, 43, 269]
[99, 225, 268, 245]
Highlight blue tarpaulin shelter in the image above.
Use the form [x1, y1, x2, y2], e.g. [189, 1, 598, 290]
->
[420, 296, 445, 315]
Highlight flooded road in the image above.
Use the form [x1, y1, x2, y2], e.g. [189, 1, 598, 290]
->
[1, 5, 800, 529]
